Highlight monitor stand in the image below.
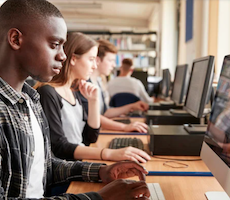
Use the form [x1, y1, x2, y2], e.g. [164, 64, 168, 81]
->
[184, 124, 207, 134]
[205, 191, 230, 200]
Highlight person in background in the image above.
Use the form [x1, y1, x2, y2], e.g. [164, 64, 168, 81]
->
[36, 32, 150, 163]
[108, 58, 154, 103]
[0, 0, 150, 199]
[79, 39, 149, 133]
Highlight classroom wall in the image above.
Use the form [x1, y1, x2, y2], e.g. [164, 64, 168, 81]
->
[159, 0, 177, 80]
[178, 0, 230, 82]
[178, 0, 209, 73]
[216, 0, 230, 81]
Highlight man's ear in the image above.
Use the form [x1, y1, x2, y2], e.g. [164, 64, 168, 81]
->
[129, 68, 134, 73]
[7, 28, 22, 50]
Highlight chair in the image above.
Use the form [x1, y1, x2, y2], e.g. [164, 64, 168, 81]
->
[109, 93, 140, 107]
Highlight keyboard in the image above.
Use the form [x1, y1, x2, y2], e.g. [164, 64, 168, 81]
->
[128, 110, 144, 117]
[160, 100, 175, 106]
[147, 183, 166, 200]
[109, 137, 144, 150]
[169, 109, 189, 116]
[113, 118, 131, 124]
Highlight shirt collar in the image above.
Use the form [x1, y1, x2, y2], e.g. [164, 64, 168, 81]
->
[0, 77, 40, 105]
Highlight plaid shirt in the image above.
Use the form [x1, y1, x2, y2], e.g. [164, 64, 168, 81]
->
[0, 78, 103, 200]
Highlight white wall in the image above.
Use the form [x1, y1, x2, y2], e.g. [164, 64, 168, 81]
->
[178, 0, 186, 65]
[159, 0, 177, 80]
[216, 0, 230, 81]
[184, 0, 209, 72]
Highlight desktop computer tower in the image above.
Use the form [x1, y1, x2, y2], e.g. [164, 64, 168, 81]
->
[145, 110, 200, 125]
[148, 125, 204, 156]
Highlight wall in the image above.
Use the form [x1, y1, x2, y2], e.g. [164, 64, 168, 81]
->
[216, 0, 230, 81]
[159, 0, 177, 80]
[178, 0, 230, 82]
[178, 0, 209, 72]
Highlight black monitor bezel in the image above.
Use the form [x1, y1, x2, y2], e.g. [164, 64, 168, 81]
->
[161, 69, 171, 98]
[184, 55, 215, 118]
[171, 64, 188, 104]
[200, 55, 230, 197]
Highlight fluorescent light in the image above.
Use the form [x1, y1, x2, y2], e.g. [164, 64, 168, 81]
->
[58, 3, 102, 9]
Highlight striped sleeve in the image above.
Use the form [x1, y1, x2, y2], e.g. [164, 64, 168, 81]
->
[82, 162, 106, 182]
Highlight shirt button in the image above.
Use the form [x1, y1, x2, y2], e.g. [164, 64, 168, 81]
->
[19, 98, 24, 104]
[31, 151, 35, 156]
[24, 116, 29, 121]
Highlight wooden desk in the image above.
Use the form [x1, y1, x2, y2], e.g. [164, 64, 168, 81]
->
[67, 118, 225, 200]
[67, 175, 224, 200]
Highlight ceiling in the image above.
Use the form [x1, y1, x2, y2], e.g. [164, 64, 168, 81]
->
[49, 0, 160, 32]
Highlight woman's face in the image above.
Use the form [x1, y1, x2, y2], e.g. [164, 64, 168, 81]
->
[72, 45, 98, 80]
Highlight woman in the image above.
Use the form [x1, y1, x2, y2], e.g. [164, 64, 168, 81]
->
[36, 32, 150, 163]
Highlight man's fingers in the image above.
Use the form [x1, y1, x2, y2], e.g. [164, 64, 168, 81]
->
[117, 161, 148, 174]
[129, 168, 146, 181]
[131, 183, 150, 198]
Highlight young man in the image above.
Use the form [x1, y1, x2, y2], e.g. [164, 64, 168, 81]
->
[108, 58, 154, 103]
[0, 0, 149, 199]
[80, 40, 149, 133]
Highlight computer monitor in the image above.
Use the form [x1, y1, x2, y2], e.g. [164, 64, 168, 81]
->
[131, 70, 148, 91]
[116, 69, 148, 91]
[161, 69, 171, 98]
[171, 64, 188, 104]
[184, 56, 215, 118]
[200, 55, 230, 200]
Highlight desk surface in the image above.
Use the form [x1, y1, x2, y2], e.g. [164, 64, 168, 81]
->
[67, 118, 225, 200]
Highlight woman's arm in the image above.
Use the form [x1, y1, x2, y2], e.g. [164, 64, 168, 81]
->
[79, 80, 100, 129]
[73, 146, 151, 163]
[38, 85, 78, 160]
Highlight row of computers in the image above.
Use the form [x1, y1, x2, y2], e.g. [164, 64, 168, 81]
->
[110, 55, 230, 199]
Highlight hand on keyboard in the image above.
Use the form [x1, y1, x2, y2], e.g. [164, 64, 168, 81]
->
[98, 179, 150, 200]
[123, 121, 148, 133]
[103, 147, 151, 163]
[99, 160, 148, 183]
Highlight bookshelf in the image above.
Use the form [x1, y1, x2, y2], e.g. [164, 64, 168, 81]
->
[79, 31, 157, 72]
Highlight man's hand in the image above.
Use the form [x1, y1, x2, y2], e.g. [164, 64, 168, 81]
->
[98, 179, 150, 200]
[124, 121, 148, 133]
[99, 161, 148, 183]
[131, 101, 149, 112]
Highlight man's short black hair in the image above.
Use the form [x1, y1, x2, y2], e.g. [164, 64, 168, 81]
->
[0, 0, 63, 33]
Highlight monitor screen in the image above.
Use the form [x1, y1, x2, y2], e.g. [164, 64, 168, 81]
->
[131, 71, 148, 91]
[184, 56, 214, 118]
[201, 55, 230, 198]
[161, 69, 171, 98]
[171, 64, 188, 104]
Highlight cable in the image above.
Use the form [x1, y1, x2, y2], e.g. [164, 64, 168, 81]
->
[151, 155, 202, 162]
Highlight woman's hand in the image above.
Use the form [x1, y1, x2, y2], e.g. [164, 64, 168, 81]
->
[79, 80, 98, 101]
[102, 147, 151, 163]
